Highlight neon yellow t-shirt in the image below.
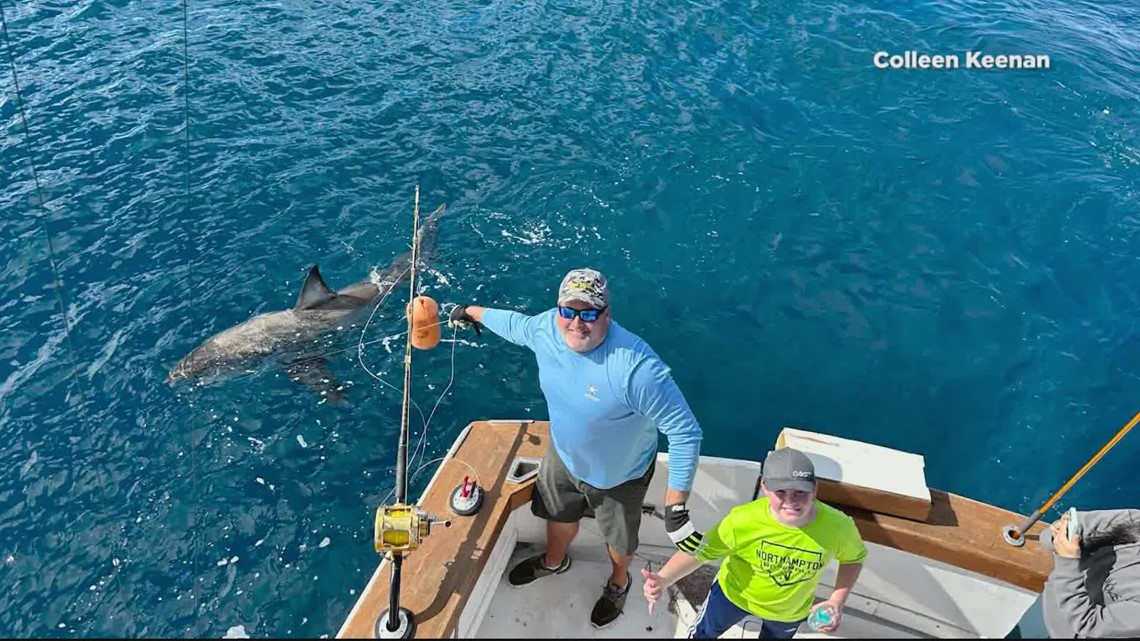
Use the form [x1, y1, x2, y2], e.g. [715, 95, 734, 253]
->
[694, 498, 867, 622]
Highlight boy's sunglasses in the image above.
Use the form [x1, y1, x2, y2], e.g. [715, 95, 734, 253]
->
[558, 306, 605, 322]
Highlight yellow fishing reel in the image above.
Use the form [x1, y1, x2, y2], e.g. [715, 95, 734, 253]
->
[374, 504, 450, 554]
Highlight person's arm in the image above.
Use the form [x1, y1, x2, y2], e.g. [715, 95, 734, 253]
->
[1045, 511, 1140, 637]
[665, 487, 690, 507]
[454, 305, 543, 349]
[649, 550, 704, 588]
[626, 357, 702, 494]
[812, 518, 869, 632]
[1040, 509, 1140, 553]
[641, 551, 704, 613]
[1049, 557, 1140, 636]
[626, 357, 703, 550]
[828, 562, 863, 610]
[642, 512, 737, 613]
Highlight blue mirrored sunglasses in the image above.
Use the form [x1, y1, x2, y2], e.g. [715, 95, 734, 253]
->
[558, 306, 604, 322]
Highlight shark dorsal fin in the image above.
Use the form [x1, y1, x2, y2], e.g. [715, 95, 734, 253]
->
[295, 265, 336, 310]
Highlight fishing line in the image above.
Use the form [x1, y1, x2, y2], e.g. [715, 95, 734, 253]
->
[0, 3, 128, 613]
[175, 0, 203, 622]
[408, 322, 460, 477]
[375, 450, 481, 510]
[358, 310, 463, 483]
[350, 248, 468, 483]
[0, 0, 89, 416]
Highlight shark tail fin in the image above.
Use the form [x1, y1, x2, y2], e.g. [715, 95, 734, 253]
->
[295, 265, 337, 310]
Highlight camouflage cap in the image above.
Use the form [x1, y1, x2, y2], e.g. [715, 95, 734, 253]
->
[557, 268, 609, 309]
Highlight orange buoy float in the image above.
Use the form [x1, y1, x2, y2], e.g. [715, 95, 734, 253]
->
[408, 295, 441, 350]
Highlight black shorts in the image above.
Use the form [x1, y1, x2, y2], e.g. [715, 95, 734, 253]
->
[531, 444, 655, 557]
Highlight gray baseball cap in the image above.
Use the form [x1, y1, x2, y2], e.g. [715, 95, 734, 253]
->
[557, 268, 609, 309]
[762, 448, 817, 493]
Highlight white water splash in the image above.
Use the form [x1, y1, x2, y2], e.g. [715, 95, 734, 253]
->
[501, 220, 552, 245]
[223, 625, 249, 639]
[588, 189, 611, 208]
[441, 338, 483, 348]
[368, 267, 398, 291]
[380, 333, 402, 353]
[422, 265, 450, 287]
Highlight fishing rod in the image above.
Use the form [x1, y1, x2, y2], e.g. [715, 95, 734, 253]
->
[373, 187, 450, 638]
[1003, 409, 1140, 547]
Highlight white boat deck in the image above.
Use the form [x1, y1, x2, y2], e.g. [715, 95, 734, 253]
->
[475, 538, 935, 639]
[475, 541, 679, 638]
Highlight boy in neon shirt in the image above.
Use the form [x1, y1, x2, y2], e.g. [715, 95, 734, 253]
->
[642, 447, 866, 638]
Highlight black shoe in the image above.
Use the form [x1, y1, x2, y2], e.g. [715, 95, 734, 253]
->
[590, 571, 631, 629]
[507, 552, 571, 587]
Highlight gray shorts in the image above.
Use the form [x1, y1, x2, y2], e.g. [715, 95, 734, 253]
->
[531, 445, 655, 557]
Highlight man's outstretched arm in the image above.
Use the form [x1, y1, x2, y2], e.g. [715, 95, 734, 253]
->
[450, 304, 543, 349]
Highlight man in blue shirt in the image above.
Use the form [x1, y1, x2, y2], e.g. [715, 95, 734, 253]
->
[449, 268, 704, 628]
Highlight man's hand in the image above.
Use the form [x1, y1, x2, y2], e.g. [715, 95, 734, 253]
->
[1051, 513, 1082, 559]
[448, 305, 481, 337]
[641, 568, 665, 614]
[664, 503, 704, 554]
[810, 600, 843, 633]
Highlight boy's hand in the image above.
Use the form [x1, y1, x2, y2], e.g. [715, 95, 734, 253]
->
[810, 600, 843, 633]
[641, 568, 664, 614]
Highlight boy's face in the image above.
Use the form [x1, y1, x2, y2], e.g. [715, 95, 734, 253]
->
[763, 482, 816, 527]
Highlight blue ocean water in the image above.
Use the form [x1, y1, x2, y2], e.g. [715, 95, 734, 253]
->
[2, 0, 1139, 636]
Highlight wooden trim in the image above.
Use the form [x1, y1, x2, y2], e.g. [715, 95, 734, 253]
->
[336, 420, 549, 639]
[817, 478, 932, 522]
[839, 489, 1053, 592]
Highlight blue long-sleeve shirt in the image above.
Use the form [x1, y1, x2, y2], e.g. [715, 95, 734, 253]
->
[481, 308, 702, 491]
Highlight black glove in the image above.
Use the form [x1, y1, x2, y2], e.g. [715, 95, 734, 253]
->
[448, 305, 482, 337]
[664, 503, 705, 554]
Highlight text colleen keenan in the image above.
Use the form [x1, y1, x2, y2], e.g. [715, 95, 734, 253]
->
[873, 51, 1051, 70]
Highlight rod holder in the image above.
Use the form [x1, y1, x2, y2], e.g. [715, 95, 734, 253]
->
[450, 476, 484, 517]
[376, 607, 415, 639]
[1002, 524, 1026, 547]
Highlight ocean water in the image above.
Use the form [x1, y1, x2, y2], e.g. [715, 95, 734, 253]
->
[2, 0, 1139, 636]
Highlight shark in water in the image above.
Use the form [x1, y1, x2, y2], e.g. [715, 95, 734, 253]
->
[166, 203, 446, 402]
